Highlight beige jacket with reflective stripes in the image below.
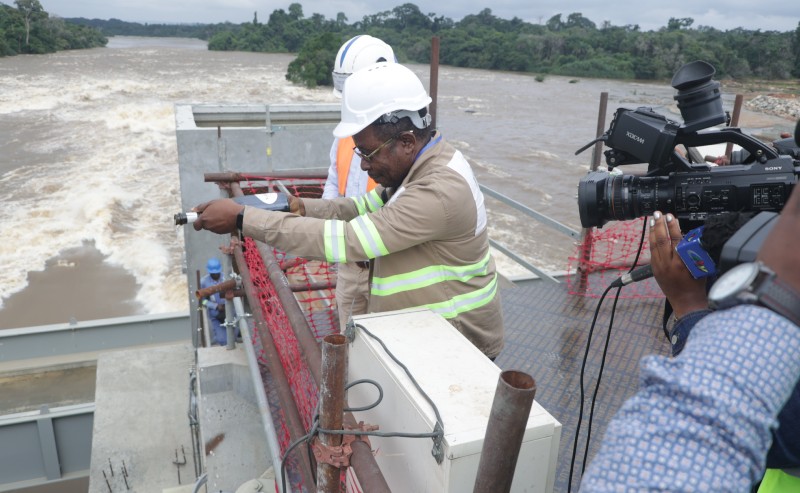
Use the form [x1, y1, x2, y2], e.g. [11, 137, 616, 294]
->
[242, 132, 504, 358]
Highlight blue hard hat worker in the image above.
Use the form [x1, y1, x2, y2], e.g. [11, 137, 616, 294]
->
[206, 257, 222, 278]
[201, 257, 230, 344]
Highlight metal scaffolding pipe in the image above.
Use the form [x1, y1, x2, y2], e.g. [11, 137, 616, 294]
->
[289, 281, 336, 293]
[473, 370, 537, 493]
[232, 296, 287, 492]
[429, 36, 440, 130]
[724, 94, 744, 160]
[205, 171, 328, 183]
[232, 245, 317, 491]
[317, 334, 347, 492]
[195, 279, 238, 299]
[279, 257, 306, 271]
[230, 182, 391, 492]
[578, 91, 609, 293]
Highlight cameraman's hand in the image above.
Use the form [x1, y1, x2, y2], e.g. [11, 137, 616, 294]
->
[192, 199, 244, 234]
[649, 211, 708, 319]
[757, 186, 800, 294]
[704, 155, 730, 166]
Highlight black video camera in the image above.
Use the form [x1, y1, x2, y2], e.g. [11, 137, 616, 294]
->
[576, 60, 799, 230]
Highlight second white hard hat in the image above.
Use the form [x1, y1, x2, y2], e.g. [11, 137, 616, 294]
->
[332, 35, 396, 97]
[334, 62, 432, 138]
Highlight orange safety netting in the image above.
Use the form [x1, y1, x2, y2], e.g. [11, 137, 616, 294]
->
[566, 218, 665, 298]
[238, 177, 339, 491]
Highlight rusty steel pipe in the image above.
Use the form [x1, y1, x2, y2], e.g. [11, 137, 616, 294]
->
[280, 257, 305, 272]
[473, 370, 537, 493]
[725, 94, 744, 160]
[205, 171, 328, 183]
[429, 36, 440, 130]
[232, 245, 317, 491]
[578, 91, 609, 293]
[289, 281, 336, 293]
[195, 279, 238, 299]
[231, 182, 391, 492]
[316, 334, 348, 492]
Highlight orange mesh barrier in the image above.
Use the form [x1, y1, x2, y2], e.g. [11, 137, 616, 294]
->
[566, 218, 665, 298]
[237, 177, 339, 491]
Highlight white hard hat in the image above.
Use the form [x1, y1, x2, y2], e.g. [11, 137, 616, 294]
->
[332, 35, 396, 97]
[334, 63, 432, 138]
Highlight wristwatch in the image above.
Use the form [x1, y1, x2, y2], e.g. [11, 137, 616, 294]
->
[708, 261, 800, 327]
[236, 210, 244, 230]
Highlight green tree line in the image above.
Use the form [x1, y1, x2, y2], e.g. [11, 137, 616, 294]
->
[31, 1, 800, 88]
[0, 0, 107, 56]
[66, 17, 231, 41]
[202, 3, 800, 87]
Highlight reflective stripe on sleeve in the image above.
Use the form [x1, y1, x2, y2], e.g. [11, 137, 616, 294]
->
[350, 189, 384, 215]
[323, 220, 347, 263]
[350, 215, 389, 259]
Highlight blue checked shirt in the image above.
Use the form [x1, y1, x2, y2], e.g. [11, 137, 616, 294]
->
[581, 305, 800, 492]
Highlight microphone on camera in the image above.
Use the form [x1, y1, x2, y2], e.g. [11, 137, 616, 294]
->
[610, 264, 654, 287]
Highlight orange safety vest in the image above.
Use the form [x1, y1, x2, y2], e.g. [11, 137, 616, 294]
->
[336, 136, 377, 196]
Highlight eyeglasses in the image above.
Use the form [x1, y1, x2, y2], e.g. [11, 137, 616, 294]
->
[353, 131, 412, 162]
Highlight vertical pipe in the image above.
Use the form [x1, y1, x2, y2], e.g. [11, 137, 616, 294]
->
[429, 36, 440, 130]
[473, 371, 537, 493]
[317, 334, 348, 492]
[224, 296, 236, 350]
[725, 94, 744, 160]
[578, 92, 609, 293]
[195, 269, 203, 348]
[591, 92, 609, 172]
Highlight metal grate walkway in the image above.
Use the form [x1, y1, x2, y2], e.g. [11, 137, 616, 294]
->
[495, 275, 670, 492]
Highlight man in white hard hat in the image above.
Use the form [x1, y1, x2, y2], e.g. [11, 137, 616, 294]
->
[323, 35, 395, 332]
[193, 63, 505, 359]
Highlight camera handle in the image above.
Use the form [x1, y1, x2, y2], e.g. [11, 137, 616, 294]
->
[655, 128, 782, 176]
[679, 128, 779, 162]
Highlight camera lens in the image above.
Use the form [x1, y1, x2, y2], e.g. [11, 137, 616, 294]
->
[578, 171, 673, 228]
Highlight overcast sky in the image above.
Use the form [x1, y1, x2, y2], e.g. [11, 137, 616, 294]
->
[35, 0, 800, 32]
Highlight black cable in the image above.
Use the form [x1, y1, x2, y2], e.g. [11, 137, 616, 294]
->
[581, 290, 623, 474]
[279, 323, 448, 492]
[566, 282, 615, 493]
[567, 217, 649, 492]
[279, 404, 443, 492]
[343, 379, 383, 412]
[355, 323, 446, 438]
[281, 422, 318, 493]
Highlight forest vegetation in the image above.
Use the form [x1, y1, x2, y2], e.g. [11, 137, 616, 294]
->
[214, 3, 800, 87]
[0, 0, 106, 56]
[5, 1, 800, 92]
